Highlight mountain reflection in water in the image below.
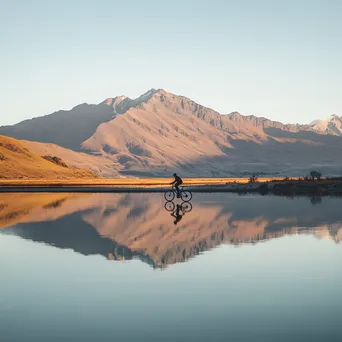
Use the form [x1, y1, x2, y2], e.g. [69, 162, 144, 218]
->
[1, 193, 341, 268]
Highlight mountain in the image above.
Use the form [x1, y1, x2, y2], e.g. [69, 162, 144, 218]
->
[0, 103, 113, 151]
[0, 135, 97, 179]
[309, 114, 342, 136]
[0, 89, 159, 151]
[1, 89, 342, 177]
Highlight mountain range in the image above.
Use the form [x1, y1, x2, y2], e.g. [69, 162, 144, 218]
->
[1, 89, 342, 177]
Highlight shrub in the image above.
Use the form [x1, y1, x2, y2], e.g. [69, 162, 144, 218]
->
[42, 156, 68, 168]
[310, 170, 322, 180]
[249, 175, 258, 183]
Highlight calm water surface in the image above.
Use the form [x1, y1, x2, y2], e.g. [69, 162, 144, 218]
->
[0, 193, 341, 342]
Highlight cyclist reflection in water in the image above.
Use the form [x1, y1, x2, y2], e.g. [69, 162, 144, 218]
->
[171, 204, 183, 225]
[170, 173, 183, 198]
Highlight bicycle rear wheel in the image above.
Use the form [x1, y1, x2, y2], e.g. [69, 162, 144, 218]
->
[181, 190, 192, 202]
[164, 201, 175, 212]
[164, 190, 175, 202]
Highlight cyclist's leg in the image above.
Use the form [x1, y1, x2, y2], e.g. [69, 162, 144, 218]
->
[178, 182, 183, 197]
[175, 183, 180, 197]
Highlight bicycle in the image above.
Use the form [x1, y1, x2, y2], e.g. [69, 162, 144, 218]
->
[164, 201, 193, 213]
[164, 185, 192, 202]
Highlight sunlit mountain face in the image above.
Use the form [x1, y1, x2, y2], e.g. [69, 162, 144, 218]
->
[1, 192, 341, 268]
[2, 89, 342, 177]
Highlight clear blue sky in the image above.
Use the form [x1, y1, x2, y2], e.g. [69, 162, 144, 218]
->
[1, 0, 341, 125]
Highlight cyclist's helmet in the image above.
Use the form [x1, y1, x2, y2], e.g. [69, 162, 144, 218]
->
[173, 173, 177, 177]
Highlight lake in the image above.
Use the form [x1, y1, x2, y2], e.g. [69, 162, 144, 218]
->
[0, 192, 341, 342]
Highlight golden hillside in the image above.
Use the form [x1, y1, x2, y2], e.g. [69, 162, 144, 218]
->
[0, 135, 97, 179]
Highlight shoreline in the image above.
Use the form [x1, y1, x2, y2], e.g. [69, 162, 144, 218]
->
[0, 177, 285, 187]
[1, 179, 342, 196]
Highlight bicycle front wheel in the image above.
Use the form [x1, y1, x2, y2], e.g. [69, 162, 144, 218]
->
[181, 190, 192, 202]
[164, 190, 175, 202]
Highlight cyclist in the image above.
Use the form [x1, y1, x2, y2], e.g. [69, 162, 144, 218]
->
[171, 204, 183, 225]
[170, 173, 183, 198]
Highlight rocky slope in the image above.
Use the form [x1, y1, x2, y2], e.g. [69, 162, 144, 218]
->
[0, 135, 97, 179]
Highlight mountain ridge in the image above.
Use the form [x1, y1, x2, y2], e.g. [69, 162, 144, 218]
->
[1, 89, 341, 177]
[3, 88, 335, 129]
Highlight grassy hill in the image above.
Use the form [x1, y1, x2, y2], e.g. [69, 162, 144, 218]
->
[0, 135, 97, 179]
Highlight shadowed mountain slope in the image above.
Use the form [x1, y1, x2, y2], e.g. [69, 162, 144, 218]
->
[0, 90, 159, 151]
[0, 103, 114, 151]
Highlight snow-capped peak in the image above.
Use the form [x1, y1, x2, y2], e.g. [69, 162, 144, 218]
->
[309, 119, 322, 126]
[329, 114, 340, 121]
[101, 89, 162, 115]
[309, 114, 342, 136]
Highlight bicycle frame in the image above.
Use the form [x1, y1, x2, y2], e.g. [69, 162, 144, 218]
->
[171, 185, 185, 191]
